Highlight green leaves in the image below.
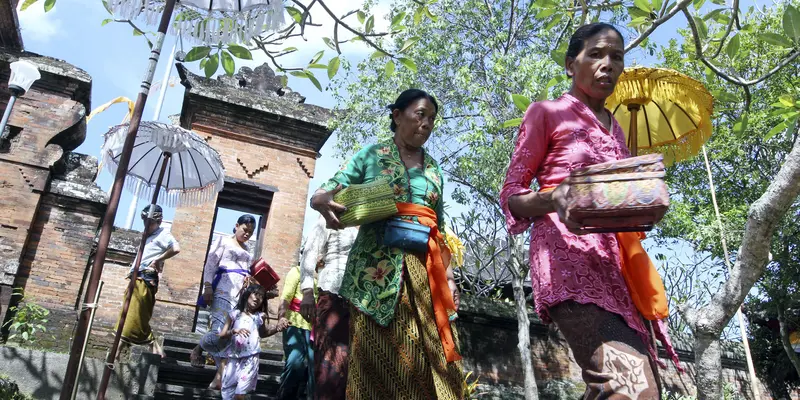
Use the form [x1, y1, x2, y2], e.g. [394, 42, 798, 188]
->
[398, 57, 417, 73]
[20, 0, 58, 12]
[290, 70, 323, 91]
[725, 34, 740, 59]
[634, 0, 653, 13]
[414, 7, 425, 25]
[732, 113, 748, 136]
[758, 33, 794, 48]
[384, 60, 396, 78]
[327, 56, 340, 79]
[399, 37, 420, 53]
[371, 51, 389, 60]
[766, 94, 800, 140]
[310, 50, 325, 65]
[501, 118, 523, 128]
[538, 75, 568, 101]
[19, 0, 38, 11]
[391, 12, 407, 29]
[184, 45, 250, 78]
[308, 73, 322, 91]
[765, 121, 789, 140]
[366, 16, 375, 34]
[511, 94, 532, 113]
[221, 51, 235, 76]
[783, 4, 800, 42]
[693, 0, 706, 10]
[323, 37, 337, 51]
[424, 7, 438, 23]
[3, 289, 51, 345]
[550, 48, 566, 68]
[204, 53, 219, 78]
[693, 16, 708, 40]
[286, 6, 303, 24]
[101, 18, 112, 26]
[357, 11, 366, 24]
[227, 44, 252, 60]
[184, 46, 211, 62]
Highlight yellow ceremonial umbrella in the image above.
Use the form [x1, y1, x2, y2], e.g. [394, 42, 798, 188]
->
[605, 67, 714, 165]
[606, 67, 761, 399]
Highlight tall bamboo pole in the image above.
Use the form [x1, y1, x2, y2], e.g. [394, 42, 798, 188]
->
[59, 1, 177, 398]
[701, 145, 761, 400]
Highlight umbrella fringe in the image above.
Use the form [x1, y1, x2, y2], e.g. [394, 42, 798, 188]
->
[106, 0, 285, 46]
[101, 121, 226, 209]
[124, 175, 222, 208]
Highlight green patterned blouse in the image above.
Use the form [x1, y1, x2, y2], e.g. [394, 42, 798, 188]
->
[319, 141, 445, 326]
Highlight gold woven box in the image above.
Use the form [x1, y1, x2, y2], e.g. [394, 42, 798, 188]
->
[333, 179, 398, 227]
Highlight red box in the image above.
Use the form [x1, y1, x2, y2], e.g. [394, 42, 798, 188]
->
[250, 258, 280, 290]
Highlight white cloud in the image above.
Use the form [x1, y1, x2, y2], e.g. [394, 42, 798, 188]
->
[17, 3, 63, 44]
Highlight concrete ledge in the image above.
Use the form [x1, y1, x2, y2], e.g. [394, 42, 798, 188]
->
[0, 345, 159, 399]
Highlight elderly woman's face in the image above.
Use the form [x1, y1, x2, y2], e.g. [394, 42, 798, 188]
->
[392, 98, 437, 148]
[566, 29, 624, 101]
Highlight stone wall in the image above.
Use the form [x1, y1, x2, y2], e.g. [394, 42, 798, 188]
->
[151, 62, 333, 333]
[0, 49, 92, 330]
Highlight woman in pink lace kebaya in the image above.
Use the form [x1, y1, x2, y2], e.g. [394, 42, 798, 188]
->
[500, 23, 680, 399]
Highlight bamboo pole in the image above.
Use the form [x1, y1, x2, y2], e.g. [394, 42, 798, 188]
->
[701, 144, 761, 400]
[59, 1, 177, 398]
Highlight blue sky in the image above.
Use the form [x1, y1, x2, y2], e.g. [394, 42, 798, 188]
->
[16, 0, 395, 235]
[16, 0, 724, 241]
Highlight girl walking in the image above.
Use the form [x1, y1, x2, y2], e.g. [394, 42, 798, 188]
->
[202, 284, 288, 399]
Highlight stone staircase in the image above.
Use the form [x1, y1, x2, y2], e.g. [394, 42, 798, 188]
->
[153, 334, 285, 400]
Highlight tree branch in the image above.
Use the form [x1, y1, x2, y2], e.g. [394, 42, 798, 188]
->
[505, 0, 517, 54]
[625, 0, 693, 53]
[315, 0, 394, 57]
[709, 0, 740, 59]
[577, 0, 589, 26]
[686, 127, 800, 332]
[683, 8, 800, 88]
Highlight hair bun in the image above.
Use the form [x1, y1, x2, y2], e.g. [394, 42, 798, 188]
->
[386, 103, 396, 110]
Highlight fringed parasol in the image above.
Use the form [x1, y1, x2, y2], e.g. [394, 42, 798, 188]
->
[101, 121, 225, 207]
[606, 67, 714, 166]
[606, 66, 761, 398]
[107, 0, 286, 45]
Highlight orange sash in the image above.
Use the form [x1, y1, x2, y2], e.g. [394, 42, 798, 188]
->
[539, 187, 668, 320]
[395, 202, 461, 362]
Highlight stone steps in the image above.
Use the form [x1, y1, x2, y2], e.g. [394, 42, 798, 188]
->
[154, 383, 275, 400]
[154, 334, 286, 399]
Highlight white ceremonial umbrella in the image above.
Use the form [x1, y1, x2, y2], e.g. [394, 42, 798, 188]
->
[63, 1, 284, 398]
[101, 121, 225, 207]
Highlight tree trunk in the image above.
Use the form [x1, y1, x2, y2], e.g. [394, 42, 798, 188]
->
[694, 330, 723, 400]
[686, 129, 800, 400]
[777, 307, 800, 379]
[509, 235, 539, 400]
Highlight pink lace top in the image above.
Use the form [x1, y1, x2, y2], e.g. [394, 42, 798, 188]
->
[499, 93, 680, 367]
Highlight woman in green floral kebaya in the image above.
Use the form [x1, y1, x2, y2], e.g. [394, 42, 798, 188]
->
[310, 89, 464, 399]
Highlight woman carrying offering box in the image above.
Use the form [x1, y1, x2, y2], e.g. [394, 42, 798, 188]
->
[310, 88, 464, 399]
[500, 23, 682, 399]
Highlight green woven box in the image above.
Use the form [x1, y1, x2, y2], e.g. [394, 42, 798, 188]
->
[334, 179, 398, 227]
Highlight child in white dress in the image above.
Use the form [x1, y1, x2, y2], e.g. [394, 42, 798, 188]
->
[205, 284, 288, 399]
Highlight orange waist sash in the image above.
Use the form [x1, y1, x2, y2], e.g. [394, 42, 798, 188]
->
[539, 187, 668, 320]
[395, 202, 461, 362]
